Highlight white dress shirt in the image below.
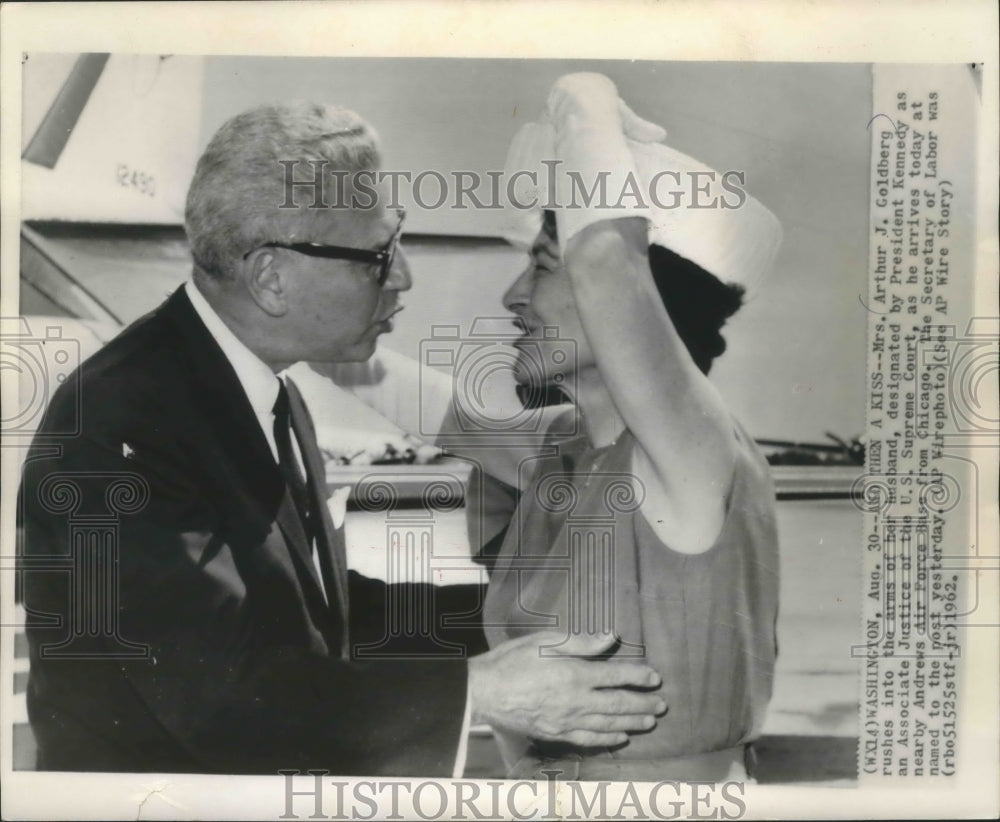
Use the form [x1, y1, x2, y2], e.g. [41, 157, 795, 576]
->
[184, 282, 471, 777]
[185, 282, 327, 603]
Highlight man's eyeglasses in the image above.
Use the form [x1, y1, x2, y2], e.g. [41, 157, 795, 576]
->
[243, 209, 405, 287]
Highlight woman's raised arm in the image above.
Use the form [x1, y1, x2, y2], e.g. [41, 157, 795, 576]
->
[549, 75, 739, 553]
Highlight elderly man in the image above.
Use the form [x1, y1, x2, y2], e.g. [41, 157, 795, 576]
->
[18, 101, 664, 775]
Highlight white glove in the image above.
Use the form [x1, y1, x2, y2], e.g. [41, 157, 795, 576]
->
[546, 73, 660, 248]
[500, 73, 666, 252]
[546, 73, 666, 145]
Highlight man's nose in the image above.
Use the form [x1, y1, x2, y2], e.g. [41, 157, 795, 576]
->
[384, 246, 412, 292]
[503, 265, 532, 313]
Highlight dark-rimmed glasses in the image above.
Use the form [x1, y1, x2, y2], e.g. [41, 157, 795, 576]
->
[243, 208, 405, 287]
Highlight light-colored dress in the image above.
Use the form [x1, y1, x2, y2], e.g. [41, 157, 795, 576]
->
[483, 422, 780, 780]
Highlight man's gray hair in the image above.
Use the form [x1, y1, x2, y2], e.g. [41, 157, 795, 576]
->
[185, 100, 380, 279]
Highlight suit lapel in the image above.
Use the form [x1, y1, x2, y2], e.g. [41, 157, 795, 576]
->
[160, 288, 279, 503]
[275, 490, 334, 623]
[285, 379, 351, 654]
[158, 288, 334, 626]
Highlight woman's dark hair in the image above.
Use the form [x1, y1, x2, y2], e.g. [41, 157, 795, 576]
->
[647, 243, 745, 375]
[518, 214, 744, 408]
[542, 209, 745, 374]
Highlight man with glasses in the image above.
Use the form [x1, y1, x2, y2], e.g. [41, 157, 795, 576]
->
[19, 101, 664, 775]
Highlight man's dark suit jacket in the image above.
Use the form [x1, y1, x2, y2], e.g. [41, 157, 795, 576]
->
[18, 287, 486, 775]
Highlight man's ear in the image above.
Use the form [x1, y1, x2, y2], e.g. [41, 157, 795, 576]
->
[244, 250, 289, 317]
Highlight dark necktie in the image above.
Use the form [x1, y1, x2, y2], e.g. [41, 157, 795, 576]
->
[272, 381, 312, 536]
[273, 377, 350, 654]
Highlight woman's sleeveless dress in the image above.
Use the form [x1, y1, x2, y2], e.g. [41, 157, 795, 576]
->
[482, 423, 779, 780]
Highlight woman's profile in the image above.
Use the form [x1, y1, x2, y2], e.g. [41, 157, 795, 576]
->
[481, 73, 783, 781]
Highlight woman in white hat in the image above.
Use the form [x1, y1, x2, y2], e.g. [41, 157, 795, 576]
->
[480, 73, 783, 782]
